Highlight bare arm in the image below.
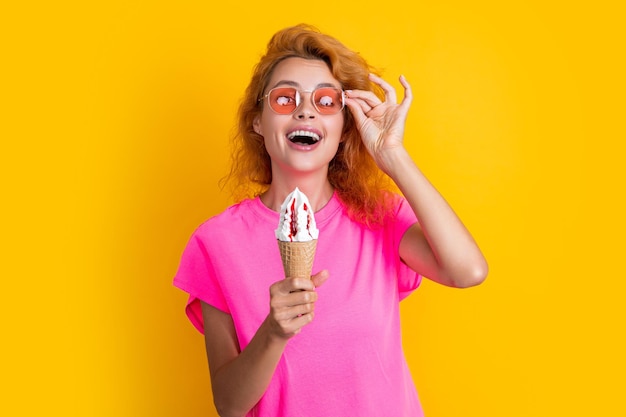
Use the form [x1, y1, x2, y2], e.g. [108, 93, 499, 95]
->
[201, 271, 329, 417]
[345, 74, 488, 288]
[385, 150, 488, 287]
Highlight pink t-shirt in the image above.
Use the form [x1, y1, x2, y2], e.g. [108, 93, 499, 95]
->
[174, 193, 423, 416]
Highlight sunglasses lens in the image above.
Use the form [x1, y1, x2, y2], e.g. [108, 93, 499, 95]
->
[313, 88, 343, 114]
[268, 87, 299, 114]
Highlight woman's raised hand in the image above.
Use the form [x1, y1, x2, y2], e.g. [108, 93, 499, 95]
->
[344, 74, 413, 173]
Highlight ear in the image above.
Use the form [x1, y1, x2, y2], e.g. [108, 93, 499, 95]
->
[253, 116, 263, 136]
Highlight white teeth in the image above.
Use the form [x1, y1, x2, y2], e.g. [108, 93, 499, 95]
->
[287, 130, 321, 141]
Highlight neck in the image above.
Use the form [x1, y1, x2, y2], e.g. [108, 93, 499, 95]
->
[261, 177, 334, 213]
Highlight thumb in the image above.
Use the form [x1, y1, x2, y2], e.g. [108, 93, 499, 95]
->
[311, 269, 329, 288]
[344, 96, 367, 127]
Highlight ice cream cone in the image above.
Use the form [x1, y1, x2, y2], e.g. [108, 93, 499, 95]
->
[277, 239, 318, 279]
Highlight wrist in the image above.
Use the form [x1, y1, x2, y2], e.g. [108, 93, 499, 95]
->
[377, 146, 413, 178]
[262, 315, 292, 346]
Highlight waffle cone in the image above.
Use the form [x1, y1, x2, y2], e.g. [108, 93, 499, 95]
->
[277, 240, 318, 279]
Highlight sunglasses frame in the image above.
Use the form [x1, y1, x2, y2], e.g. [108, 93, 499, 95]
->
[259, 86, 346, 115]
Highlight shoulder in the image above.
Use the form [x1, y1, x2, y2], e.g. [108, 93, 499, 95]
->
[193, 199, 256, 235]
[384, 191, 407, 212]
[192, 197, 277, 243]
[365, 191, 415, 230]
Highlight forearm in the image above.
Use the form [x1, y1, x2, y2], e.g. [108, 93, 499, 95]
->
[381, 147, 488, 287]
[211, 317, 287, 417]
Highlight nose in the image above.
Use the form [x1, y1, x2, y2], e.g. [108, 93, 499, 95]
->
[295, 109, 316, 119]
[294, 91, 316, 119]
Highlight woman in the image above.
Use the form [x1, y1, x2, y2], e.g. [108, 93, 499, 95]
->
[174, 24, 488, 417]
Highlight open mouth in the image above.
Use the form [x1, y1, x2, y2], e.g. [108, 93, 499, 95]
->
[287, 130, 321, 146]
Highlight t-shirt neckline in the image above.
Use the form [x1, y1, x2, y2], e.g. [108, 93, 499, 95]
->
[250, 191, 342, 227]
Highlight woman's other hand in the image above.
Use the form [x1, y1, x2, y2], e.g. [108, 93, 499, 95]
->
[267, 270, 329, 339]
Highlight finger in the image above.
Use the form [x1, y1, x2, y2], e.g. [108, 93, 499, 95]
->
[272, 289, 317, 311]
[288, 312, 314, 332]
[347, 96, 374, 114]
[345, 89, 383, 109]
[311, 269, 329, 288]
[290, 302, 315, 318]
[398, 75, 413, 109]
[276, 277, 315, 293]
[293, 277, 316, 290]
[291, 289, 317, 305]
[273, 312, 314, 337]
[273, 300, 314, 321]
[346, 97, 365, 122]
[344, 97, 368, 127]
[369, 73, 397, 104]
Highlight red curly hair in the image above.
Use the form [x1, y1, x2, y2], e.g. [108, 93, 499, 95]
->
[222, 24, 397, 227]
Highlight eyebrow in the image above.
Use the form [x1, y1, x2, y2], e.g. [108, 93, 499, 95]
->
[269, 80, 339, 90]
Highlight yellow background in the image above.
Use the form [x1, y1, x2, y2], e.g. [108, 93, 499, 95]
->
[3, 1, 624, 416]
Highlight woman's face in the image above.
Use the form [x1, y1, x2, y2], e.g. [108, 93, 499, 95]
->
[254, 57, 345, 178]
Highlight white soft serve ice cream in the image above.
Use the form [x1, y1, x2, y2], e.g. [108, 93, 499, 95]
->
[275, 187, 319, 242]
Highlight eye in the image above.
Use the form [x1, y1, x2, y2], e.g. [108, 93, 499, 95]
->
[314, 88, 342, 109]
[318, 95, 334, 107]
[270, 88, 298, 107]
[276, 96, 293, 106]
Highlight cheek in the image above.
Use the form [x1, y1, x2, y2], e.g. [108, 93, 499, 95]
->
[340, 111, 352, 133]
[331, 115, 346, 137]
[260, 113, 285, 135]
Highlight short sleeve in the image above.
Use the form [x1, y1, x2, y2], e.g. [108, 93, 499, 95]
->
[392, 197, 422, 299]
[173, 227, 229, 334]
